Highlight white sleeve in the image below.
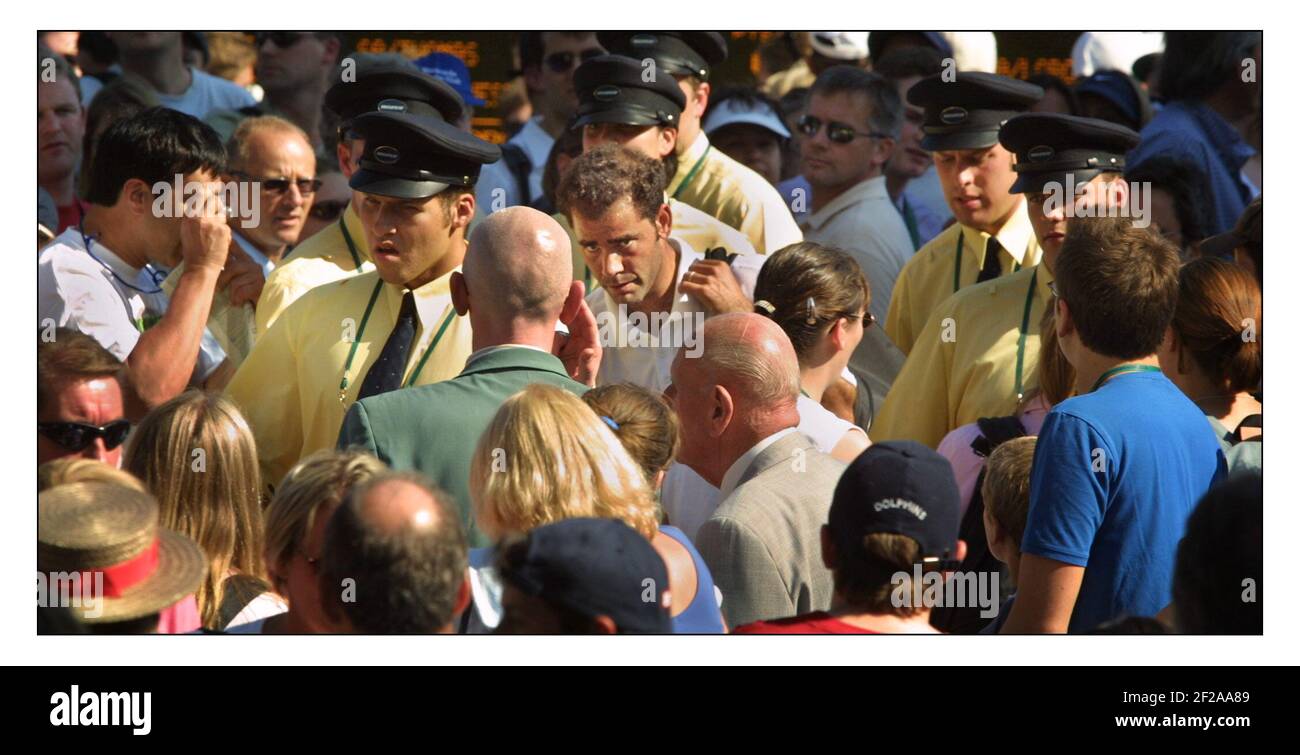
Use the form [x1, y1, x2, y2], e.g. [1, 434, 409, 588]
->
[38, 256, 139, 361]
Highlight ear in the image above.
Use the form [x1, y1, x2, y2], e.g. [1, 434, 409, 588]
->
[660, 126, 678, 158]
[828, 317, 850, 352]
[321, 36, 341, 67]
[523, 64, 545, 94]
[591, 615, 618, 635]
[820, 525, 836, 570]
[710, 384, 735, 438]
[652, 468, 666, 491]
[1110, 177, 1130, 208]
[451, 191, 476, 231]
[655, 202, 673, 241]
[336, 140, 353, 176]
[122, 177, 154, 217]
[559, 278, 585, 323]
[1055, 297, 1075, 340]
[953, 538, 968, 564]
[875, 136, 896, 169]
[450, 271, 470, 316]
[694, 81, 711, 114]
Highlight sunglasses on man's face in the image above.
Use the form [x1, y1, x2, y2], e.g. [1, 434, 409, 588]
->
[256, 32, 307, 49]
[797, 114, 890, 145]
[236, 173, 322, 196]
[38, 420, 131, 453]
[544, 48, 604, 74]
[309, 200, 348, 221]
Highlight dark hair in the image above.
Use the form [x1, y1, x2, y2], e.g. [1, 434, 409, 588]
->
[540, 125, 585, 211]
[1124, 156, 1211, 249]
[38, 329, 124, 416]
[1157, 32, 1260, 103]
[752, 242, 869, 361]
[518, 31, 593, 73]
[1054, 216, 1181, 360]
[1172, 257, 1262, 394]
[319, 472, 468, 633]
[78, 73, 163, 200]
[834, 532, 926, 617]
[1172, 472, 1262, 634]
[872, 46, 945, 82]
[1026, 73, 1079, 115]
[83, 106, 226, 207]
[556, 143, 666, 224]
[77, 31, 120, 67]
[809, 65, 903, 139]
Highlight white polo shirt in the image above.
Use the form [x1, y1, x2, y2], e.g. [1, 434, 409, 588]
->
[587, 238, 764, 393]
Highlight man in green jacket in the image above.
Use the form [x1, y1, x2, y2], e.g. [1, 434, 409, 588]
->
[337, 206, 602, 547]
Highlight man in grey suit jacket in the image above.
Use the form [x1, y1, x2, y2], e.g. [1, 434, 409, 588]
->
[667, 312, 845, 627]
[338, 207, 602, 548]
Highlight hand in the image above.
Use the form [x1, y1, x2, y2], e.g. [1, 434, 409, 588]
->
[552, 280, 602, 387]
[679, 259, 750, 316]
[218, 241, 266, 308]
[180, 181, 231, 275]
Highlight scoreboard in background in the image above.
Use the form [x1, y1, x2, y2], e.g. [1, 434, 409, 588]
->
[339, 31, 1083, 145]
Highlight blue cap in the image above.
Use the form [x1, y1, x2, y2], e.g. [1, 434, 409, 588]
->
[413, 52, 484, 107]
[498, 518, 672, 634]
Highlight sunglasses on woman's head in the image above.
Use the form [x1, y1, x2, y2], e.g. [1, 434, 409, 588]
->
[544, 48, 604, 73]
[38, 420, 131, 452]
[797, 115, 891, 145]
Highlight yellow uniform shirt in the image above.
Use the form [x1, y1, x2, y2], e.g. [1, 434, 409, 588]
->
[668, 134, 803, 255]
[554, 197, 759, 290]
[884, 199, 1040, 355]
[227, 266, 473, 489]
[255, 203, 375, 337]
[871, 263, 1054, 448]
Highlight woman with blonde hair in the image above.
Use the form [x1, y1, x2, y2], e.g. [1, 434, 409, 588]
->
[228, 450, 389, 634]
[583, 383, 726, 633]
[123, 390, 282, 631]
[466, 383, 709, 632]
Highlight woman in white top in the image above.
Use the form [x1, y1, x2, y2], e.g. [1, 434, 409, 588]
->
[752, 241, 872, 462]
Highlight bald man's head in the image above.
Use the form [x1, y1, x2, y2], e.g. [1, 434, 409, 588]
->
[320, 472, 469, 633]
[464, 206, 574, 325]
[692, 313, 801, 408]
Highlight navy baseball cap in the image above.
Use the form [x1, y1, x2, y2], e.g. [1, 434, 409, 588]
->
[829, 441, 961, 565]
[907, 71, 1044, 151]
[999, 112, 1140, 194]
[498, 518, 672, 634]
[414, 51, 485, 107]
[1074, 69, 1149, 129]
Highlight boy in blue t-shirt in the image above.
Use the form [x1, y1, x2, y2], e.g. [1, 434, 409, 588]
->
[1003, 216, 1228, 633]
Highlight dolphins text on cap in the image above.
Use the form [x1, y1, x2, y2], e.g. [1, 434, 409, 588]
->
[873, 498, 929, 520]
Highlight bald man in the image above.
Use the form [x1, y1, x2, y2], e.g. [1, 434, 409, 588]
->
[337, 207, 601, 548]
[666, 313, 845, 626]
[318, 472, 471, 633]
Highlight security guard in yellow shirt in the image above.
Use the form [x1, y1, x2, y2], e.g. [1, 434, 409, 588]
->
[255, 57, 467, 337]
[598, 32, 803, 254]
[227, 106, 501, 489]
[885, 72, 1044, 355]
[871, 113, 1141, 448]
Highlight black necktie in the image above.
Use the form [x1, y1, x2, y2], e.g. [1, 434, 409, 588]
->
[357, 292, 417, 399]
[976, 237, 1003, 283]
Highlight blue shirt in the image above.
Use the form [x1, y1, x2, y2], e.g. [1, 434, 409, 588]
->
[1021, 370, 1227, 632]
[893, 188, 947, 252]
[1126, 100, 1256, 237]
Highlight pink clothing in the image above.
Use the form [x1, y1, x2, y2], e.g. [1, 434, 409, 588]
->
[937, 395, 1049, 519]
[156, 594, 202, 634]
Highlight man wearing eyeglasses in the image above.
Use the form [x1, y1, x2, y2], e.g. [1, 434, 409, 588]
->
[474, 32, 603, 213]
[883, 72, 1045, 357]
[225, 116, 319, 276]
[37, 329, 130, 469]
[598, 32, 802, 255]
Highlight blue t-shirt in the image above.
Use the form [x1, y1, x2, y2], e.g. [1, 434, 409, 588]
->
[1021, 370, 1227, 632]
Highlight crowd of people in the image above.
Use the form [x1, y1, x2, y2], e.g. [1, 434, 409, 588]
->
[36, 31, 1262, 635]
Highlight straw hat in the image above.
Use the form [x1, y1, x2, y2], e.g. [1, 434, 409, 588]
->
[38, 482, 207, 624]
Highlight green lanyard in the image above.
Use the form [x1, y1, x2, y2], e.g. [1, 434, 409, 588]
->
[337, 214, 363, 270]
[671, 144, 711, 199]
[337, 279, 458, 403]
[952, 231, 1021, 294]
[1013, 269, 1038, 402]
[1089, 364, 1161, 394]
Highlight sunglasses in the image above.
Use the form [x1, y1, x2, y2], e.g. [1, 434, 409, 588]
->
[236, 173, 322, 196]
[309, 200, 348, 221]
[544, 48, 604, 74]
[38, 420, 131, 453]
[256, 32, 308, 49]
[797, 115, 891, 145]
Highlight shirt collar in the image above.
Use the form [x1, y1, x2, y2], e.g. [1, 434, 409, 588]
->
[718, 427, 798, 499]
[465, 343, 550, 366]
[802, 174, 891, 231]
[75, 228, 143, 279]
[517, 117, 556, 164]
[232, 232, 275, 276]
[341, 202, 371, 265]
[385, 264, 458, 328]
[959, 197, 1036, 266]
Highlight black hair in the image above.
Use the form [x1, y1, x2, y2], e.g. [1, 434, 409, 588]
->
[82, 106, 226, 207]
[1172, 472, 1262, 634]
[872, 45, 946, 82]
[1157, 32, 1260, 103]
[1026, 73, 1079, 115]
[1124, 156, 1211, 249]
